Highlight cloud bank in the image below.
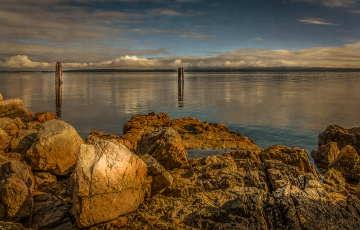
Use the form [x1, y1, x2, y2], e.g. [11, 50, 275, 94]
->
[2, 41, 359, 70]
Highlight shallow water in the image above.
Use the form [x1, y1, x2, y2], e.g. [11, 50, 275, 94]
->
[1, 71, 359, 163]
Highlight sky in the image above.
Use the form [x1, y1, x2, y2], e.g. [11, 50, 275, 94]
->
[0, 0, 360, 70]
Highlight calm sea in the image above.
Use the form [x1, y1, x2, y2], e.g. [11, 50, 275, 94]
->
[1, 71, 359, 162]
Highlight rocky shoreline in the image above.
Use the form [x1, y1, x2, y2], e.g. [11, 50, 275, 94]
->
[0, 94, 359, 230]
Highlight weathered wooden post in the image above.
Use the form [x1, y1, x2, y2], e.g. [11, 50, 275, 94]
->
[56, 62, 62, 85]
[55, 62, 62, 118]
[178, 67, 184, 101]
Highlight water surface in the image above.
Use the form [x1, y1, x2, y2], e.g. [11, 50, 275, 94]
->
[1, 71, 359, 163]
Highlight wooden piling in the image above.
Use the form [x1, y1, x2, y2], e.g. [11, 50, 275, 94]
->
[56, 62, 62, 85]
[178, 67, 184, 100]
[55, 62, 62, 118]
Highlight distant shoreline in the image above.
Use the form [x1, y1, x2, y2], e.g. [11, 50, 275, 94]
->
[1, 67, 360, 73]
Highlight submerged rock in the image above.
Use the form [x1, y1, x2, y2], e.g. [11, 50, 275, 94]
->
[26, 120, 83, 175]
[0, 99, 30, 122]
[70, 136, 147, 228]
[136, 127, 188, 170]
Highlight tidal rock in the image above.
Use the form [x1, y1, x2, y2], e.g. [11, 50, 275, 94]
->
[0, 160, 34, 222]
[0, 129, 11, 152]
[34, 111, 57, 123]
[141, 154, 174, 196]
[28, 193, 73, 230]
[26, 120, 83, 175]
[311, 142, 340, 168]
[10, 129, 37, 155]
[34, 172, 59, 194]
[0, 117, 25, 136]
[319, 124, 360, 156]
[136, 127, 188, 170]
[70, 137, 147, 228]
[329, 145, 360, 183]
[0, 99, 30, 122]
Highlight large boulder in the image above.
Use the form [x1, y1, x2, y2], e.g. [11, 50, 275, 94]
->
[70, 137, 147, 228]
[136, 127, 188, 170]
[0, 117, 25, 136]
[0, 129, 11, 152]
[318, 125, 360, 157]
[0, 160, 34, 222]
[329, 145, 360, 183]
[0, 99, 29, 122]
[28, 193, 74, 230]
[311, 142, 340, 169]
[26, 120, 83, 175]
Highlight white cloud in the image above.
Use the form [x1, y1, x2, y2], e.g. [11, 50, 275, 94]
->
[0, 55, 51, 68]
[298, 18, 340, 25]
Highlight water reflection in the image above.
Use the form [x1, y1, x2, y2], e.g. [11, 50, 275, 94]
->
[178, 76, 184, 107]
[55, 76, 62, 118]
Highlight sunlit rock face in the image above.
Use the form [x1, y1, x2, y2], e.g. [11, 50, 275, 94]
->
[70, 136, 147, 228]
[26, 119, 83, 176]
[0, 99, 30, 122]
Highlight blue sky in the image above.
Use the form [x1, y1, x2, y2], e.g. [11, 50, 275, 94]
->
[0, 0, 359, 70]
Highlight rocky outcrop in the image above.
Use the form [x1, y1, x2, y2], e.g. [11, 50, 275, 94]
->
[70, 136, 147, 228]
[33, 111, 57, 124]
[0, 160, 34, 222]
[26, 120, 83, 175]
[141, 154, 174, 197]
[0, 117, 25, 136]
[136, 127, 188, 170]
[27, 194, 74, 230]
[0, 99, 29, 122]
[329, 145, 360, 183]
[319, 124, 360, 157]
[311, 142, 340, 168]
[0, 129, 11, 152]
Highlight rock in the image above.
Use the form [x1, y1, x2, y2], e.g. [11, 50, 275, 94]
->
[0, 221, 26, 230]
[0, 93, 3, 101]
[26, 120, 83, 175]
[136, 127, 188, 170]
[0, 129, 11, 152]
[0, 160, 34, 222]
[0, 99, 30, 122]
[318, 124, 360, 157]
[119, 112, 261, 153]
[34, 172, 60, 194]
[356, 182, 360, 200]
[34, 111, 57, 123]
[311, 142, 340, 168]
[0, 117, 25, 136]
[70, 137, 147, 228]
[141, 154, 174, 196]
[262, 146, 318, 179]
[10, 129, 37, 155]
[329, 145, 360, 183]
[27, 193, 73, 230]
[323, 168, 346, 186]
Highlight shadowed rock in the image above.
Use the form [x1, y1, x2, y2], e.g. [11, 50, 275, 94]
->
[329, 145, 360, 183]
